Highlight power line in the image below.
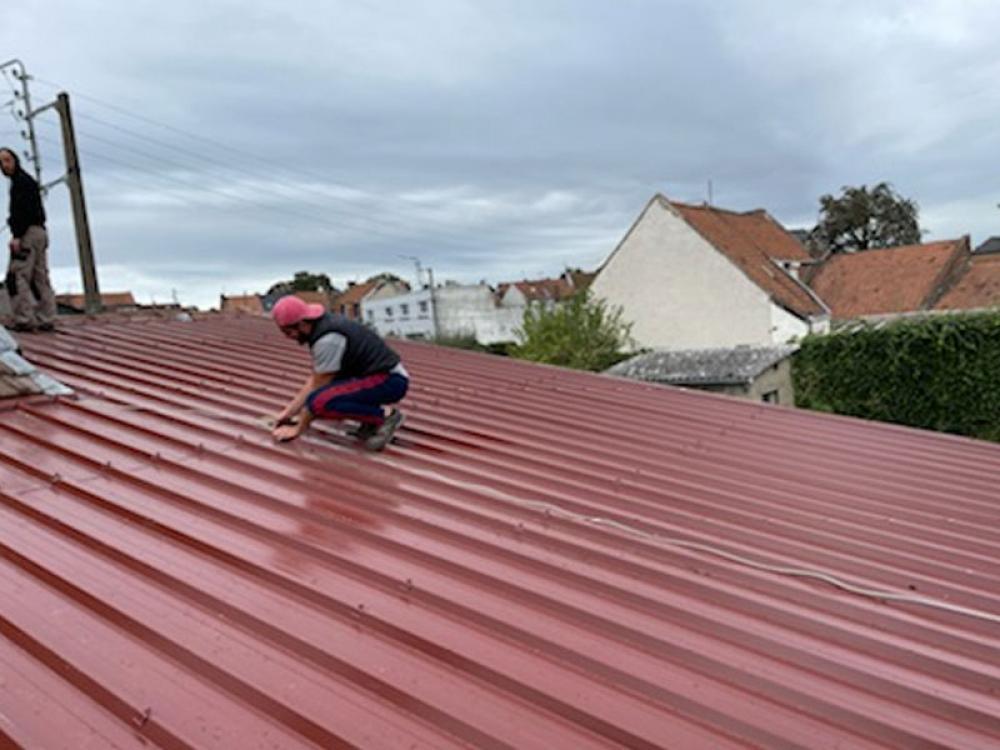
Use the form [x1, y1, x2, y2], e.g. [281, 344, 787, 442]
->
[58, 116, 481, 248]
[34, 131, 351, 239]
[30, 77, 488, 242]
[66, 108, 490, 249]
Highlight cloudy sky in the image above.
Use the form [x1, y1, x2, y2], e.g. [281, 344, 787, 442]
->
[2, 0, 998, 310]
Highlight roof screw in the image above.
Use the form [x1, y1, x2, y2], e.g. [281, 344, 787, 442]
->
[49, 472, 61, 484]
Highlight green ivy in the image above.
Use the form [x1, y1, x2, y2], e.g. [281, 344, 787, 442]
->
[793, 311, 1000, 441]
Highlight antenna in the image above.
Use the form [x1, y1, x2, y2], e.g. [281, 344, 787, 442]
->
[707, 179, 714, 206]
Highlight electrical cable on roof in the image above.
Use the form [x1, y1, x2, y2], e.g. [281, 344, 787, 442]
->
[397, 464, 1000, 626]
[44, 391, 1000, 628]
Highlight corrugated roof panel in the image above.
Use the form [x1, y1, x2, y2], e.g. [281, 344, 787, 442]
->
[1, 316, 998, 749]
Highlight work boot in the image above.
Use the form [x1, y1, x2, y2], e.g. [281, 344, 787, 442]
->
[365, 408, 404, 452]
[348, 421, 378, 440]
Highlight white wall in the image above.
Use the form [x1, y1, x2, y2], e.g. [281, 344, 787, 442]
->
[436, 284, 522, 345]
[591, 199, 804, 349]
[362, 288, 435, 339]
[769, 302, 813, 344]
[362, 283, 527, 344]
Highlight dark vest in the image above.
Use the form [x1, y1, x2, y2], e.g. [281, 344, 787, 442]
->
[308, 313, 400, 378]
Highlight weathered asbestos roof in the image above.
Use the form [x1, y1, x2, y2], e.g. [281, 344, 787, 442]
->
[1, 315, 999, 749]
[608, 345, 798, 386]
[808, 239, 969, 319]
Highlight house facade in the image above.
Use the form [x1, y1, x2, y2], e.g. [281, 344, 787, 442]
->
[331, 280, 409, 321]
[590, 195, 829, 350]
[362, 287, 436, 339]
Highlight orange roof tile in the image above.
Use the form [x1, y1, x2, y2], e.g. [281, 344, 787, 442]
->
[331, 281, 378, 308]
[934, 252, 1000, 310]
[497, 277, 574, 303]
[809, 239, 969, 320]
[669, 200, 824, 319]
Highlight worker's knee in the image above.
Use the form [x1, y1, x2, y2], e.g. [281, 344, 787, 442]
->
[305, 388, 325, 416]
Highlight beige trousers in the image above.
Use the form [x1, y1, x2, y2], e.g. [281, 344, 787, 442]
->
[7, 225, 57, 327]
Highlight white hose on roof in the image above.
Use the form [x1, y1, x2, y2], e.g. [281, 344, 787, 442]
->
[398, 465, 1000, 627]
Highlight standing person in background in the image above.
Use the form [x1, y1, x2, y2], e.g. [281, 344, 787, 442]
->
[1, 147, 57, 332]
[270, 294, 408, 451]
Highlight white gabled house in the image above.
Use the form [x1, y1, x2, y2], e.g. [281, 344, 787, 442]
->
[590, 194, 830, 350]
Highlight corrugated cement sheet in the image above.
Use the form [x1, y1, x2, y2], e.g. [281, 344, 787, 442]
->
[1, 316, 998, 749]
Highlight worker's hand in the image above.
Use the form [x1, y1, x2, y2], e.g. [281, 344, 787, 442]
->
[8, 238, 20, 255]
[272, 423, 303, 442]
[273, 410, 297, 426]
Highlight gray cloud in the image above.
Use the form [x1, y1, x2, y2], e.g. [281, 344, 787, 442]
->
[3, 0, 998, 309]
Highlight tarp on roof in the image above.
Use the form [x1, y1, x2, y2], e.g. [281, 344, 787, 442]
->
[1, 316, 998, 749]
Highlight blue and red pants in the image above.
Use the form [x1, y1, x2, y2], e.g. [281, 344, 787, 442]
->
[306, 372, 408, 425]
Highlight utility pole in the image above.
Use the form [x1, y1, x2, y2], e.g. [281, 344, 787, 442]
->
[0, 59, 42, 183]
[54, 92, 100, 314]
[1, 60, 101, 314]
[427, 266, 439, 338]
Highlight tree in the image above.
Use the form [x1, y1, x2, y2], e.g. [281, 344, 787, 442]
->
[510, 290, 635, 372]
[809, 182, 922, 254]
[267, 271, 335, 297]
[366, 272, 408, 287]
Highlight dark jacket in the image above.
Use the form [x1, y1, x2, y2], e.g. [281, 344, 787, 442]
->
[7, 167, 46, 239]
[308, 312, 401, 378]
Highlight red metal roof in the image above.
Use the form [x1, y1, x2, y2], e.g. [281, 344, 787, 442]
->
[2, 315, 999, 749]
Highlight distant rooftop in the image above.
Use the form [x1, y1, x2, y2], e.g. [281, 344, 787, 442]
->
[975, 236, 1000, 255]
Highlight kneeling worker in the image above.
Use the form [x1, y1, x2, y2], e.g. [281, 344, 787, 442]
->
[270, 295, 408, 451]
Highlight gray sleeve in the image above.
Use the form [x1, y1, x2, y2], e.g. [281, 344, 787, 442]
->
[311, 332, 347, 374]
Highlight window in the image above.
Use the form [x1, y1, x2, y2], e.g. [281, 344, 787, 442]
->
[385, 306, 394, 317]
[418, 300, 429, 314]
[352, 303, 360, 317]
[400, 303, 410, 316]
[762, 390, 780, 404]
[366, 309, 374, 321]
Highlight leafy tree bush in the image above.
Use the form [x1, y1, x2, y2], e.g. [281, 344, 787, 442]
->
[267, 271, 335, 296]
[793, 311, 1000, 441]
[510, 290, 634, 371]
[809, 182, 922, 254]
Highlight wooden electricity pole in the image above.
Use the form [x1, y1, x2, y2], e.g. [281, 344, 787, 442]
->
[54, 92, 101, 314]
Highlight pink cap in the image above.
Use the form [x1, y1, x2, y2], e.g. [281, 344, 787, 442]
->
[272, 295, 325, 327]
